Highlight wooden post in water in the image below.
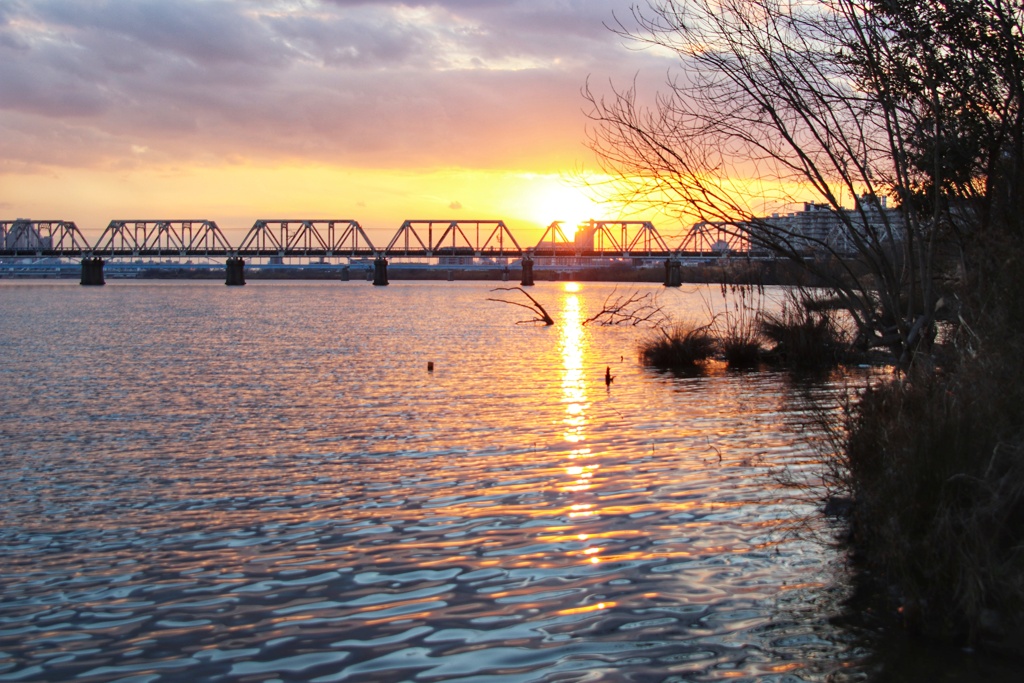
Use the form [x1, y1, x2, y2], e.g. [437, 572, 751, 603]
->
[80, 257, 105, 286]
[373, 257, 389, 286]
[520, 256, 534, 286]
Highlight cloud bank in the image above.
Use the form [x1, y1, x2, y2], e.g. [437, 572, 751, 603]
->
[0, 0, 661, 174]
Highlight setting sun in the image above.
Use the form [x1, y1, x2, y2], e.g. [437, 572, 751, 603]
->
[524, 177, 607, 240]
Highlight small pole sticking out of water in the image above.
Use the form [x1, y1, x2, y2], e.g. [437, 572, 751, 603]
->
[427, 362, 434, 372]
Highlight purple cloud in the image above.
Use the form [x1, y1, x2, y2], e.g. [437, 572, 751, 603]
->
[0, 0, 662, 172]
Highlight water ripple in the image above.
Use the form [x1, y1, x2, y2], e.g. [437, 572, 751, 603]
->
[0, 281, 868, 681]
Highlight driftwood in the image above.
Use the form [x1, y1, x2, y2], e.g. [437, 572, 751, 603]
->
[488, 287, 555, 325]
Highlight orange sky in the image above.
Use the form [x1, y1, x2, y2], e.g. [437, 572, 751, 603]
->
[0, 0, 684, 246]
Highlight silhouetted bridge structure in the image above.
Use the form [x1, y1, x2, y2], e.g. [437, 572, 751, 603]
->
[1, 218, 748, 286]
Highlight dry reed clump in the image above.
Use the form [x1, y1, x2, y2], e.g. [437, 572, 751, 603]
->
[759, 295, 848, 370]
[722, 337, 764, 368]
[708, 283, 766, 369]
[844, 357, 1024, 650]
[639, 323, 717, 369]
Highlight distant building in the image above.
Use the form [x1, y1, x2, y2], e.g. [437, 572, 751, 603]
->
[757, 194, 903, 255]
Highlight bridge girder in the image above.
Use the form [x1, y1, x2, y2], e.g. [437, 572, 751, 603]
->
[92, 220, 232, 256]
[534, 221, 575, 256]
[679, 221, 750, 254]
[1, 216, 756, 260]
[534, 220, 673, 257]
[581, 220, 671, 255]
[0, 219, 91, 255]
[238, 219, 376, 256]
[384, 220, 521, 257]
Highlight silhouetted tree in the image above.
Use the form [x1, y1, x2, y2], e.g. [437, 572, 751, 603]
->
[585, 0, 1022, 365]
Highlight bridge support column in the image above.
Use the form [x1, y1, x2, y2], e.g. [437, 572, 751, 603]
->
[520, 256, 534, 286]
[226, 257, 246, 286]
[664, 258, 682, 287]
[373, 257, 389, 286]
[80, 257, 105, 286]
[340, 266, 350, 282]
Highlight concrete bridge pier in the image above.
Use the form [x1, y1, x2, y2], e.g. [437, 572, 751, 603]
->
[664, 258, 682, 287]
[373, 257, 389, 286]
[80, 257, 105, 286]
[520, 256, 534, 286]
[226, 257, 246, 286]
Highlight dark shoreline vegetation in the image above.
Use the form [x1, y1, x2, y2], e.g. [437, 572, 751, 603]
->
[630, 270, 1024, 656]
[578, 0, 1024, 661]
[636, 283, 855, 372]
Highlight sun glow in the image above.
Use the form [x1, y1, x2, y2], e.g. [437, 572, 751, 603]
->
[524, 179, 605, 240]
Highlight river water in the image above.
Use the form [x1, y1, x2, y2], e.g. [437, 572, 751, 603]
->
[0, 280, 974, 681]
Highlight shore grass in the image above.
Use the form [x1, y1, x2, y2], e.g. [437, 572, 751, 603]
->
[844, 357, 1024, 649]
[708, 283, 766, 369]
[639, 287, 855, 372]
[759, 294, 848, 370]
[639, 323, 717, 369]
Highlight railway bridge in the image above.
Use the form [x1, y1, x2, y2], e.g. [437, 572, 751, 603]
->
[0, 217, 748, 286]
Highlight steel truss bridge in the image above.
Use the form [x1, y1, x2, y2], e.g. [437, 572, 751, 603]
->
[1, 218, 748, 260]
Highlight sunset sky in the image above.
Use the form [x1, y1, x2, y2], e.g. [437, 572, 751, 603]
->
[0, 0, 680, 245]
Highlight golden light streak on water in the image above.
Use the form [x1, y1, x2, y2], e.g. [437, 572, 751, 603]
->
[556, 601, 615, 616]
[555, 290, 613, 572]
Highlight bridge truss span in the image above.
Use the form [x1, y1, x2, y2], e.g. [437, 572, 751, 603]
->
[2, 215, 758, 263]
[535, 220, 673, 257]
[1, 219, 92, 256]
[238, 219, 377, 257]
[92, 220, 233, 257]
[384, 220, 522, 257]
[679, 221, 750, 254]
[582, 220, 671, 256]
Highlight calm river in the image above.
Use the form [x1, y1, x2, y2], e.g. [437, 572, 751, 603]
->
[0, 280, 1000, 682]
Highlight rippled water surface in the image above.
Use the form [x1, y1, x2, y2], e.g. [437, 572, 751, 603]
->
[1, 280, 870, 682]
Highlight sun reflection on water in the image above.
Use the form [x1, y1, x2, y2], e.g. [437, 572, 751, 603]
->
[556, 286, 604, 565]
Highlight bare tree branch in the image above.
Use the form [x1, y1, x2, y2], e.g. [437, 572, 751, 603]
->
[487, 287, 555, 325]
[583, 287, 670, 327]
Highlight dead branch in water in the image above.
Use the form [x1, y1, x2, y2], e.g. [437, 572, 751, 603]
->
[488, 287, 555, 325]
[583, 288, 668, 327]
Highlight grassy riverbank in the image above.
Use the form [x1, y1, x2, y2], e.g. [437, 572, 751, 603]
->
[840, 236, 1024, 654]
[632, 268, 1024, 654]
